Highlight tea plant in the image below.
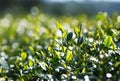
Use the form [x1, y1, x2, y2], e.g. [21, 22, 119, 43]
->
[0, 12, 120, 81]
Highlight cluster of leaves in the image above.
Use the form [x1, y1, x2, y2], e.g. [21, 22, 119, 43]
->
[0, 12, 120, 81]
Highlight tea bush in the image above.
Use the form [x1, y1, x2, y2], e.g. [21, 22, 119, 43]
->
[0, 12, 120, 81]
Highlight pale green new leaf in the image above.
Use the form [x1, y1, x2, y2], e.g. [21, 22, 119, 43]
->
[62, 31, 67, 38]
[21, 52, 27, 60]
[40, 51, 45, 56]
[74, 27, 80, 37]
[56, 22, 64, 32]
[29, 46, 34, 52]
[29, 60, 34, 67]
[55, 51, 61, 59]
[20, 78, 24, 81]
[66, 50, 73, 62]
[104, 36, 112, 48]
[111, 40, 116, 50]
[82, 68, 86, 74]
[48, 46, 52, 52]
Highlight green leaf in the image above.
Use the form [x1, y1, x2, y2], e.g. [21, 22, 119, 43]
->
[56, 22, 64, 32]
[40, 62, 48, 71]
[55, 51, 61, 59]
[28, 60, 33, 67]
[77, 36, 84, 45]
[111, 29, 118, 36]
[29, 46, 34, 52]
[62, 31, 67, 38]
[96, 12, 107, 20]
[99, 28, 105, 38]
[66, 50, 73, 62]
[40, 51, 45, 56]
[23, 65, 28, 70]
[114, 62, 120, 68]
[104, 36, 112, 48]
[74, 27, 80, 37]
[21, 52, 27, 60]
[62, 62, 66, 68]
[82, 68, 86, 74]
[20, 78, 24, 81]
[111, 40, 116, 50]
[48, 46, 52, 52]
[66, 32, 73, 41]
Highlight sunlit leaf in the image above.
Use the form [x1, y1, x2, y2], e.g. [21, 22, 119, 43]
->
[24, 65, 28, 70]
[62, 62, 66, 68]
[29, 46, 34, 52]
[20, 78, 24, 81]
[66, 50, 73, 62]
[99, 28, 105, 38]
[21, 52, 27, 60]
[111, 41, 116, 50]
[74, 26, 80, 37]
[62, 31, 67, 38]
[111, 29, 118, 36]
[56, 22, 64, 32]
[55, 51, 61, 59]
[104, 36, 112, 48]
[82, 68, 86, 74]
[96, 12, 107, 20]
[40, 62, 48, 71]
[48, 46, 52, 52]
[40, 51, 45, 56]
[28, 60, 33, 67]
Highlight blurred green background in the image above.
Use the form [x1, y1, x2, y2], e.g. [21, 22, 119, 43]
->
[0, 0, 120, 16]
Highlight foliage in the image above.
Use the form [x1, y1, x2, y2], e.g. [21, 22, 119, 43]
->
[0, 12, 120, 81]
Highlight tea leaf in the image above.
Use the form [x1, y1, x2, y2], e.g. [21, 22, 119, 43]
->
[56, 22, 64, 32]
[104, 36, 112, 48]
[21, 52, 27, 60]
[40, 51, 45, 57]
[24, 65, 28, 70]
[62, 62, 66, 68]
[96, 12, 107, 20]
[29, 46, 34, 52]
[62, 31, 67, 38]
[111, 29, 118, 36]
[82, 68, 86, 74]
[114, 62, 120, 68]
[40, 62, 47, 71]
[66, 32, 73, 41]
[20, 78, 24, 81]
[111, 40, 116, 50]
[48, 46, 52, 52]
[66, 50, 73, 62]
[74, 27, 80, 37]
[99, 28, 105, 38]
[55, 51, 61, 59]
[77, 36, 84, 45]
[28, 60, 33, 67]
